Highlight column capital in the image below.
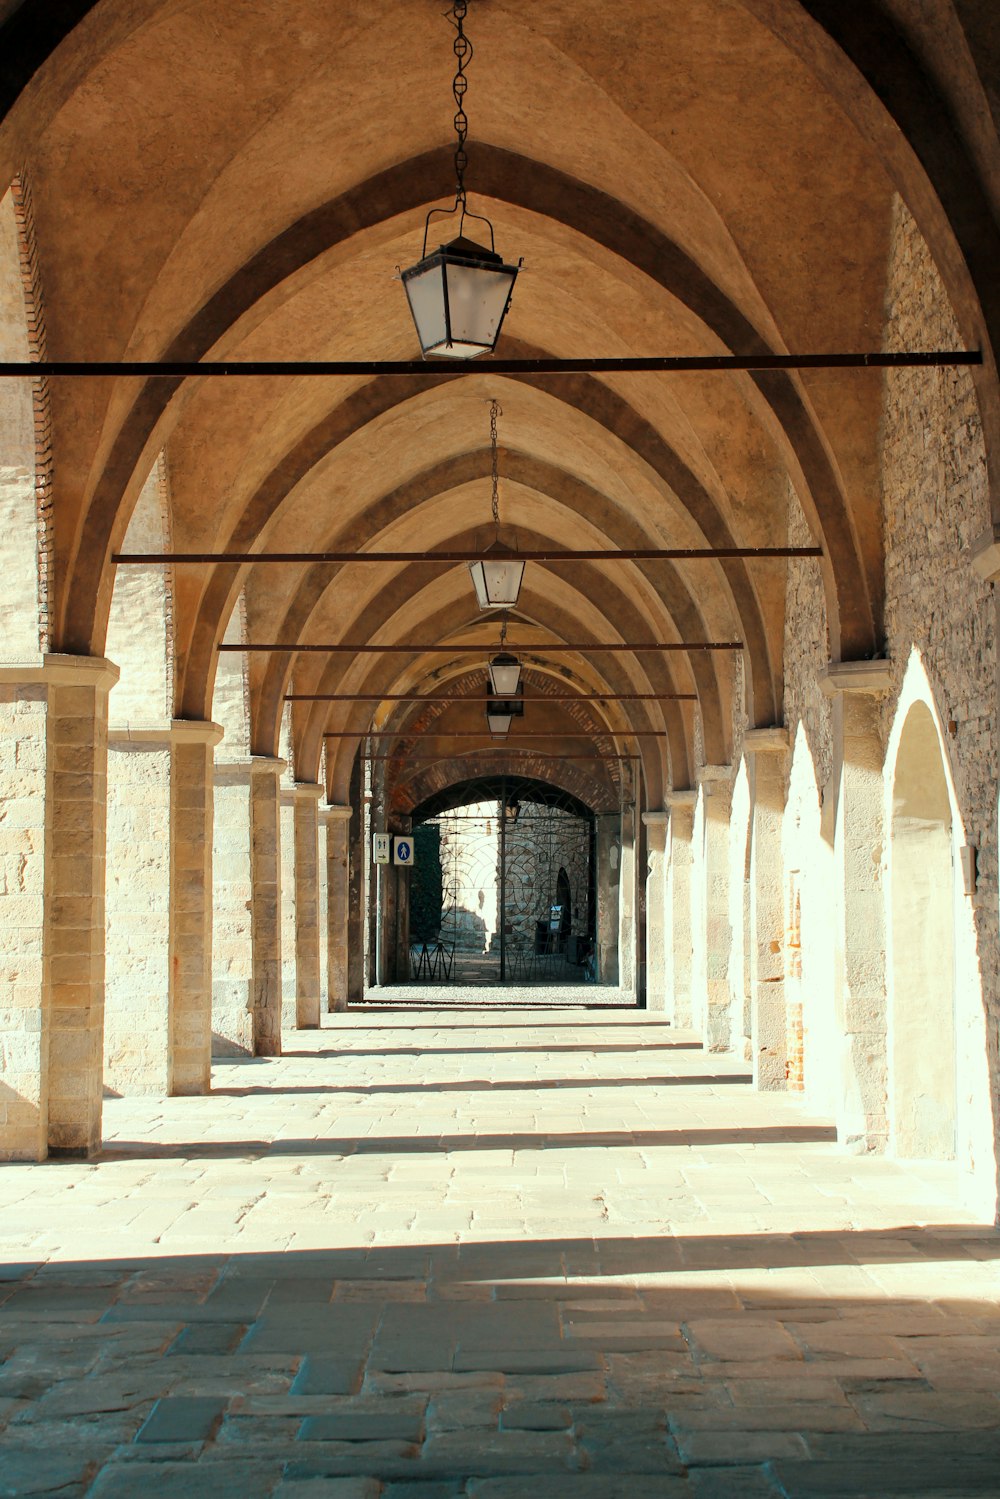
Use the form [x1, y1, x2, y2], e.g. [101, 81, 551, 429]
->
[291, 781, 325, 800]
[109, 719, 224, 747]
[972, 524, 1000, 583]
[742, 726, 789, 755]
[818, 659, 893, 697]
[0, 653, 120, 690]
[250, 754, 287, 776]
[322, 803, 353, 822]
[666, 788, 697, 808]
[641, 811, 669, 828]
[697, 763, 734, 787]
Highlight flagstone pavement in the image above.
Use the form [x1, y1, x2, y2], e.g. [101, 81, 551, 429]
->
[2, 1006, 1000, 1497]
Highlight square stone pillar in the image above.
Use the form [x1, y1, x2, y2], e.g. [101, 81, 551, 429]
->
[744, 727, 791, 1091]
[641, 811, 668, 1012]
[323, 804, 352, 1013]
[250, 757, 284, 1055]
[665, 790, 696, 1028]
[595, 813, 621, 984]
[292, 783, 324, 1029]
[695, 766, 734, 1051]
[45, 657, 120, 1156]
[618, 800, 638, 995]
[106, 720, 223, 1096]
[1, 657, 118, 1159]
[212, 755, 285, 1057]
[820, 659, 893, 1150]
[170, 722, 224, 1094]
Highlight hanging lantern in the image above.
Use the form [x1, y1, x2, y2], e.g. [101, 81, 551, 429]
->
[469, 542, 524, 611]
[469, 401, 524, 610]
[488, 650, 522, 697]
[401, 1, 520, 359]
[402, 236, 520, 360]
[486, 703, 514, 738]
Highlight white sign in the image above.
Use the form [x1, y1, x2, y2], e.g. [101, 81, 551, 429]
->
[372, 833, 391, 864]
[392, 836, 414, 867]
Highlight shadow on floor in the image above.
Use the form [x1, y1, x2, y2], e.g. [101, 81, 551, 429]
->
[280, 1042, 708, 1058]
[99, 1124, 839, 1163]
[2, 1231, 1000, 1495]
[212, 1073, 754, 1098]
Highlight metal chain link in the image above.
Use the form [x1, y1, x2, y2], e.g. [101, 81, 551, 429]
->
[490, 397, 502, 530]
[449, 1, 473, 206]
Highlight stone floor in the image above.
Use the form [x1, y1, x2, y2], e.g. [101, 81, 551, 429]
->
[1, 1007, 999, 1497]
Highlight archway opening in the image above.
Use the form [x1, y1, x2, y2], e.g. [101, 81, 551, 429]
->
[403, 775, 605, 988]
[889, 702, 956, 1160]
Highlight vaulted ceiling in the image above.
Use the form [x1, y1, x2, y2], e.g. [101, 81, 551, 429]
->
[1, 0, 997, 810]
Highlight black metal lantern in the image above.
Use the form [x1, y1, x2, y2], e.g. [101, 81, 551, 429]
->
[469, 542, 524, 611]
[402, 236, 519, 360]
[487, 618, 522, 694]
[488, 650, 522, 697]
[401, 1, 520, 359]
[486, 702, 514, 738]
[469, 400, 524, 610]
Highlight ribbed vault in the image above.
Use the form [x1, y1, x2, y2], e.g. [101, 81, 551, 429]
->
[0, 0, 996, 808]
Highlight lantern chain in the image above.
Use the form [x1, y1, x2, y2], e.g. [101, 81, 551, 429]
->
[490, 397, 502, 531]
[449, 1, 472, 207]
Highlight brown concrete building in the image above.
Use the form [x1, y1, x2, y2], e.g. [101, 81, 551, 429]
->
[1, 3, 1000, 1493]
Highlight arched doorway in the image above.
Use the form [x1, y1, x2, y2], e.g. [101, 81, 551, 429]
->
[888, 702, 956, 1160]
[406, 776, 601, 987]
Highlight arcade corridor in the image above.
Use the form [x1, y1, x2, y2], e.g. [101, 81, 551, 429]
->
[1, 1006, 998, 1496]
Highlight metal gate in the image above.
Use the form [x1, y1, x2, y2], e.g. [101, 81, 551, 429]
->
[409, 775, 596, 985]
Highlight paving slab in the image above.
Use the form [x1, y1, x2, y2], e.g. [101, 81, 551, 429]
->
[0, 1006, 996, 1497]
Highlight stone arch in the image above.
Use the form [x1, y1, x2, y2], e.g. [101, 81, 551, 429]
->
[56, 147, 871, 665]
[887, 697, 956, 1160]
[884, 656, 995, 1206]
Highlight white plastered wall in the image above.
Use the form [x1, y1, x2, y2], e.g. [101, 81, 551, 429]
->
[884, 652, 995, 1214]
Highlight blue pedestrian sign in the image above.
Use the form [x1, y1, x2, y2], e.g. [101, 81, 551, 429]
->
[392, 837, 414, 867]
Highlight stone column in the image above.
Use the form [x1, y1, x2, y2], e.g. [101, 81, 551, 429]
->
[642, 811, 668, 1012]
[0, 657, 118, 1159]
[169, 722, 224, 1094]
[279, 786, 297, 1027]
[665, 790, 696, 1028]
[45, 657, 119, 1156]
[292, 783, 324, 1029]
[744, 727, 791, 1091]
[212, 755, 285, 1058]
[323, 804, 352, 1013]
[105, 720, 222, 1096]
[250, 757, 284, 1055]
[595, 813, 621, 984]
[820, 659, 893, 1150]
[696, 765, 734, 1051]
[618, 800, 638, 995]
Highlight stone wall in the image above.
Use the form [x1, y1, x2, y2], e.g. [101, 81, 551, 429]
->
[879, 195, 998, 1186]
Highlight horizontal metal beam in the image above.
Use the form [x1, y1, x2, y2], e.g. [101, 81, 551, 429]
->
[289, 691, 695, 702]
[0, 351, 980, 378]
[361, 752, 639, 761]
[326, 730, 669, 739]
[222, 640, 742, 653]
[116, 546, 821, 564]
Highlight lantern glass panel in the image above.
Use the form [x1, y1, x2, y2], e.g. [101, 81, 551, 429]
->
[442, 259, 517, 354]
[402, 261, 448, 355]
